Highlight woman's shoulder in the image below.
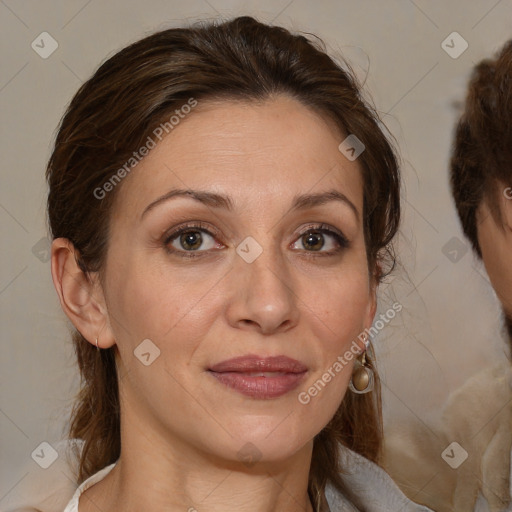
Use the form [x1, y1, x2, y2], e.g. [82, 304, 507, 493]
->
[61, 460, 116, 512]
[326, 444, 434, 511]
[2, 439, 82, 512]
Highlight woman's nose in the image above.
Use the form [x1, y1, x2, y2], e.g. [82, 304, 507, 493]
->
[224, 236, 300, 335]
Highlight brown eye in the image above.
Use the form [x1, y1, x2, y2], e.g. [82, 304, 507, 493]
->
[179, 230, 204, 251]
[164, 223, 220, 256]
[302, 231, 325, 251]
[292, 225, 349, 254]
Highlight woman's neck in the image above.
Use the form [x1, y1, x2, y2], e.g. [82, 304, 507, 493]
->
[78, 425, 316, 512]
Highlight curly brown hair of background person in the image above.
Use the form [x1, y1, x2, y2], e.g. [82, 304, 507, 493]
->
[450, 40, 512, 257]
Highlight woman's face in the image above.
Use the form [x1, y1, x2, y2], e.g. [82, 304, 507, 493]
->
[477, 192, 512, 319]
[99, 95, 376, 464]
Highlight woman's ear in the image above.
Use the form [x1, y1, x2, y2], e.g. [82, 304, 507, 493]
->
[501, 184, 512, 230]
[50, 238, 116, 349]
[364, 273, 378, 333]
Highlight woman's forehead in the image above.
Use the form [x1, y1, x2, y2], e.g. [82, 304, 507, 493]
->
[114, 96, 364, 218]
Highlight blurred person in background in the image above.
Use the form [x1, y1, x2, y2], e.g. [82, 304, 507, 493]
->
[446, 38, 512, 512]
[382, 39, 512, 512]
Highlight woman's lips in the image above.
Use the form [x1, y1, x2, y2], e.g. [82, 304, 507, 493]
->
[208, 355, 308, 399]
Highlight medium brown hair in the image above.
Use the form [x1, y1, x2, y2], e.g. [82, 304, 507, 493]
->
[46, 16, 400, 510]
[450, 39, 512, 257]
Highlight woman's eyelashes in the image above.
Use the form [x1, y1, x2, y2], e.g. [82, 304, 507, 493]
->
[292, 223, 350, 255]
[163, 221, 350, 259]
[163, 221, 222, 259]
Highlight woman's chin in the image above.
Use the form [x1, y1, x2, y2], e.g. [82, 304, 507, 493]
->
[196, 427, 314, 467]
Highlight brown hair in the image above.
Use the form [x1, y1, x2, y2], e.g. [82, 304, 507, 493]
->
[450, 39, 512, 257]
[46, 16, 400, 510]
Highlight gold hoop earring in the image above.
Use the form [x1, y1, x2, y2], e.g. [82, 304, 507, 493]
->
[95, 337, 100, 351]
[349, 337, 374, 394]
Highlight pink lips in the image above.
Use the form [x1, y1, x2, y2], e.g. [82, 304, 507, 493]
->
[208, 355, 308, 399]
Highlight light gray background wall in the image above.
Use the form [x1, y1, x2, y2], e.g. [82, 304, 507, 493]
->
[1, 0, 511, 505]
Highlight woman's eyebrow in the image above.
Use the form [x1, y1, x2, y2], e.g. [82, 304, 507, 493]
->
[290, 190, 359, 221]
[140, 188, 359, 221]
